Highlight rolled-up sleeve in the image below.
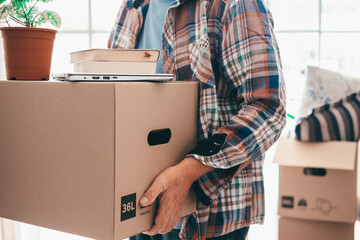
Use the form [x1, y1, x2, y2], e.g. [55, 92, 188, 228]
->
[187, 0, 286, 205]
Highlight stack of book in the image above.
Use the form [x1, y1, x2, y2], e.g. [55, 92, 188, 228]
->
[70, 49, 160, 74]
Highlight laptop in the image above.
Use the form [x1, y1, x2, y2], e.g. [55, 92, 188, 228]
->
[52, 73, 174, 82]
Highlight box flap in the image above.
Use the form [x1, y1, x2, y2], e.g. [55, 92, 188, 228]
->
[273, 139, 357, 170]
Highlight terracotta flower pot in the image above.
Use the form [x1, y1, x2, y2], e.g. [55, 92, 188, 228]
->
[0, 27, 57, 80]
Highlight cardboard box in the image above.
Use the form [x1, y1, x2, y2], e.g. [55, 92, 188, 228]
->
[274, 139, 359, 223]
[279, 217, 355, 240]
[0, 81, 198, 240]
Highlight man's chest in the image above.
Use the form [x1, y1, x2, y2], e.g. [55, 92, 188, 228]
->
[161, 1, 224, 80]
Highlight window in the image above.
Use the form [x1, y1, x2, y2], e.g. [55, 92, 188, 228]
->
[268, 0, 360, 115]
[248, 1, 360, 240]
[49, 0, 122, 74]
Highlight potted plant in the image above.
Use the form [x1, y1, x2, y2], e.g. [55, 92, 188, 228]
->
[0, 0, 61, 80]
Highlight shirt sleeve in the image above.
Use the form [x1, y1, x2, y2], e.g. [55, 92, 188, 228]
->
[187, 0, 286, 205]
[108, 0, 145, 49]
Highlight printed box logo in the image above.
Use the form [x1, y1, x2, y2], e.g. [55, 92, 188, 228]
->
[312, 198, 337, 215]
[121, 193, 136, 221]
[281, 196, 294, 209]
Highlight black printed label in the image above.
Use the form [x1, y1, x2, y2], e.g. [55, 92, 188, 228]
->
[121, 193, 136, 221]
[298, 198, 307, 208]
[281, 196, 294, 209]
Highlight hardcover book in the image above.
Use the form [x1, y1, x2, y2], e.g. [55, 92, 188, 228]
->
[70, 49, 160, 63]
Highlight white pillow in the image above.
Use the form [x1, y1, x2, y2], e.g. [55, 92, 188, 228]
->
[298, 66, 360, 117]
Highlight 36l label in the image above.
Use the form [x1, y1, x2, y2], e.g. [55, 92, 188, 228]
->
[121, 193, 136, 221]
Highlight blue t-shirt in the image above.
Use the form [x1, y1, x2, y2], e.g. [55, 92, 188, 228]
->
[136, 0, 174, 73]
[137, 0, 185, 229]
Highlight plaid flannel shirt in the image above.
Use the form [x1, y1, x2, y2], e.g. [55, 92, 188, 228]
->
[109, 0, 286, 239]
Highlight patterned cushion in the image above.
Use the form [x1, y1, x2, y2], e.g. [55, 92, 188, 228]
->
[295, 91, 360, 142]
[299, 66, 360, 117]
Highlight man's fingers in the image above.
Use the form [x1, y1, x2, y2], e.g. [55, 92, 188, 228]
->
[140, 179, 164, 207]
[143, 219, 173, 235]
[163, 219, 177, 234]
[144, 218, 177, 235]
[143, 201, 168, 235]
[140, 167, 187, 236]
[143, 223, 161, 236]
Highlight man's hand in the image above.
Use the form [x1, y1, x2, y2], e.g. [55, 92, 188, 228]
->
[141, 157, 213, 236]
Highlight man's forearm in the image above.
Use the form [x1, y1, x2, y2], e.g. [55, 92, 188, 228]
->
[176, 157, 214, 186]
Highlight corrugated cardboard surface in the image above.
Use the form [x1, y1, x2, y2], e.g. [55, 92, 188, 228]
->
[0, 81, 115, 239]
[113, 82, 197, 239]
[0, 81, 198, 240]
[274, 140, 357, 170]
[279, 217, 355, 240]
[274, 139, 359, 223]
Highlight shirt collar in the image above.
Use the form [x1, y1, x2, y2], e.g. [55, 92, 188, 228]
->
[133, 0, 186, 9]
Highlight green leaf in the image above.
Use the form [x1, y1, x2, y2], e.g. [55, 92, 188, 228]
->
[13, 8, 26, 19]
[33, 14, 46, 27]
[11, 0, 24, 9]
[11, 0, 25, 16]
[40, 10, 61, 28]
[0, 6, 8, 19]
[27, 10, 37, 26]
[0, 3, 12, 19]
[26, 5, 37, 20]
[287, 114, 295, 119]
[0, 0, 8, 5]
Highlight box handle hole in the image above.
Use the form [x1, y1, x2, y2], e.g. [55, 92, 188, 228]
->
[147, 128, 171, 146]
[303, 168, 327, 176]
